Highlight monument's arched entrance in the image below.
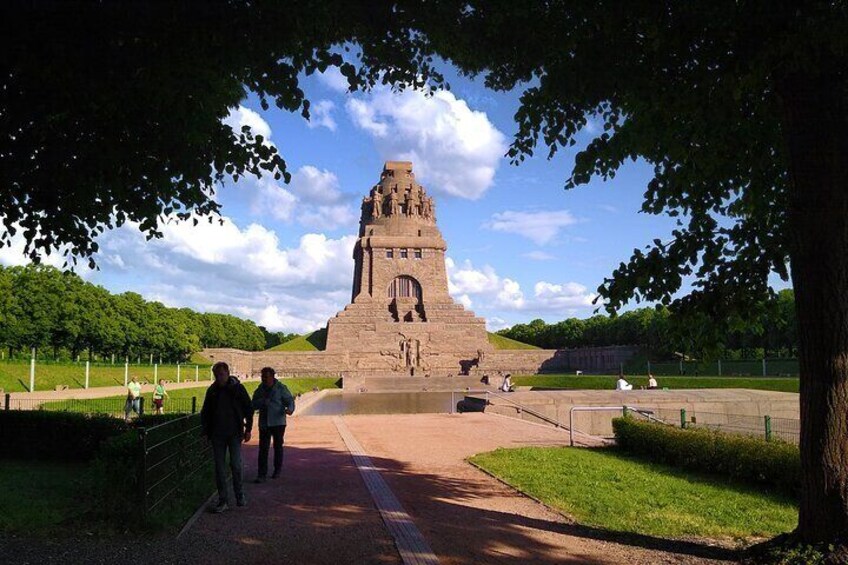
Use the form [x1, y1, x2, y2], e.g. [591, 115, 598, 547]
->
[388, 275, 424, 322]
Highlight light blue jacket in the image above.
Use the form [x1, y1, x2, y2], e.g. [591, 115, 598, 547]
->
[251, 379, 295, 428]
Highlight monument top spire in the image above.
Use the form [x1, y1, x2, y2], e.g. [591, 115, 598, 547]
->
[361, 161, 436, 228]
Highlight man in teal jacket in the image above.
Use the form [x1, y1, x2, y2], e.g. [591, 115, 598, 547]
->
[251, 366, 295, 482]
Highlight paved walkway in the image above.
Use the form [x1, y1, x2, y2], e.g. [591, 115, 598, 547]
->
[175, 413, 735, 564]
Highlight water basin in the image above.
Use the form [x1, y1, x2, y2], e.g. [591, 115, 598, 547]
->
[299, 391, 458, 416]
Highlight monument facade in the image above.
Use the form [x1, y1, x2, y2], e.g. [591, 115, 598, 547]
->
[324, 161, 492, 375]
[203, 161, 637, 383]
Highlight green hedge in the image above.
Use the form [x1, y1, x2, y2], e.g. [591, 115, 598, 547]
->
[612, 416, 801, 496]
[0, 411, 186, 462]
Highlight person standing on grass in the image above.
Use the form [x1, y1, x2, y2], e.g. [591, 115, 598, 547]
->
[124, 375, 142, 421]
[152, 378, 169, 414]
[252, 366, 295, 483]
[201, 361, 253, 513]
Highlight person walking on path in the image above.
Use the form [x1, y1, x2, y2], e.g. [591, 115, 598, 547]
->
[124, 376, 142, 421]
[201, 362, 253, 513]
[251, 366, 295, 482]
[152, 378, 169, 415]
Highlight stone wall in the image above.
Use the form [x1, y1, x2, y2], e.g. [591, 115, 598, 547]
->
[202, 344, 639, 378]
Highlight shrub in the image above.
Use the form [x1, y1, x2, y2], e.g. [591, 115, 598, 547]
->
[0, 410, 129, 461]
[89, 430, 143, 522]
[0, 411, 187, 462]
[612, 416, 801, 496]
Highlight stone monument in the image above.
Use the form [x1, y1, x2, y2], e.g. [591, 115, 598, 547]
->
[325, 161, 492, 375]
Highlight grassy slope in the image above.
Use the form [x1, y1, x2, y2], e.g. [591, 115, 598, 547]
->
[487, 332, 540, 350]
[470, 446, 796, 541]
[514, 374, 799, 393]
[41, 377, 341, 413]
[268, 328, 327, 351]
[0, 361, 213, 393]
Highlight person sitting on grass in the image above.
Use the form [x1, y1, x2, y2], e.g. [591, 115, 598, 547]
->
[124, 375, 142, 421]
[152, 378, 169, 415]
[615, 374, 633, 391]
[501, 373, 514, 393]
[647, 374, 658, 390]
[251, 366, 295, 483]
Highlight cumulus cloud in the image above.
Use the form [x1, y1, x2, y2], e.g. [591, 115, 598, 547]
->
[485, 210, 579, 245]
[533, 281, 597, 310]
[485, 316, 510, 332]
[306, 100, 337, 132]
[316, 67, 350, 93]
[95, 216, 357, 333]
[346, 86, 507, 199]
[223, 106, 272, 141]
[446, 257, 595, 316]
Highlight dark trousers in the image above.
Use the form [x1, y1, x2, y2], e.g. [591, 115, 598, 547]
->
[211, 434, 243, 504]
[258, 425, 286, 477]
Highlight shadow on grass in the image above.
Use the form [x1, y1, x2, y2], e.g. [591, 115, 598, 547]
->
[18, 378, 30, 392]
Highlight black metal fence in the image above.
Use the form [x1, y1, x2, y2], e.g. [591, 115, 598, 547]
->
[2, 394, 197, 417]
[649, 407, 800, 444]
[139, 413, 211, 515]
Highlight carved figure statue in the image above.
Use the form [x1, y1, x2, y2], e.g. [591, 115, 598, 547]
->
[404, 190, 416, 217]
[388, 191, 399, 216]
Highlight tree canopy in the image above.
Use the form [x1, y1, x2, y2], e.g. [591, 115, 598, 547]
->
[4, 0, 848, 551]
[0, 264, 265, 360]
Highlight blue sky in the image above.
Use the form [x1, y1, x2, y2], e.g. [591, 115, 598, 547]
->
[1, 65, 753, 333]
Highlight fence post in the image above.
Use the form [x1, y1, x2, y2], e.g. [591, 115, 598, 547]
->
[679, 359, 683, 375]
[680, 408, 687, 429]
[124, 358, 129, 387]
[765, 415, 772, 441]
[191, 396, 197, 414]
[646, 360, 651, 374]
[29, 348, 35, 392]
[139, 396, 145, 417]
[138, 428, 148, 519]
[4, 393, 9, 411]
[177, 364, 181, 384]
[717, 359, 722, 377]
[762, 358, 767, 377]
[195, 365, 199, 382]
[154, 364, 158, 383]
[85, 360, 90, 389]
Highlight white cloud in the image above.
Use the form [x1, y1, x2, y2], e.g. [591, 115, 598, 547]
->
[533, 281, 597, 310]
[485, 210, 579, 245]
[485, 316, 510, 332]
[223, 106, 272, 141]
[316, 67, 350, 93]
[95, 216, 357, 333]
[523, 250, 556, 261]
[346, 86, 507, 199]
[250, 177, 298, 222]
[307, 100, 337, 132]
[446, 256, 595, 316]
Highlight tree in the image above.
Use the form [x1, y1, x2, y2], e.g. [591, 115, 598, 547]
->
[389, 1, 845, 549]
[4, 0, 847, 550]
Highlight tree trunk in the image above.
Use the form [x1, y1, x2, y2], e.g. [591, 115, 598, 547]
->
[781, 72, 848, 543]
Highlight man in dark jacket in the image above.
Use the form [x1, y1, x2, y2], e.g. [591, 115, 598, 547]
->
[201, 361, 253, 513]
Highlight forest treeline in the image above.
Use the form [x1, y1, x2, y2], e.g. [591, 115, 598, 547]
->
[498, 289, 797, 360]
[0, 265, 267, 361]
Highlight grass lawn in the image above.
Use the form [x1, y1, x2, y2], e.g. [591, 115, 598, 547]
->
[514, 374, 799, 393]
[0, 459, 217, 535]
[0, 360, 213, 393]
[0, 460, 93, 532]
[40, 377, 342, 414]
[488, 332, 539, 350]
[470, 446, 797, 541]
[268, 328, 327, 351]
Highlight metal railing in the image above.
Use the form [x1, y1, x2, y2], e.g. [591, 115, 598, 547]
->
[648, 407, 800, 444]
[139, 412, 211, 515]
